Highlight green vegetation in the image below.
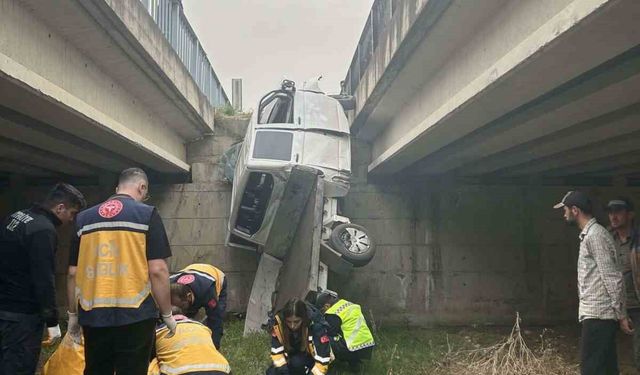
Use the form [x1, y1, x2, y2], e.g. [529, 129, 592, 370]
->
[219, 320, 505, 375]
[218, 103, 239, 116]
[217, 103, 255, 117]
[38, 320, 582, 375]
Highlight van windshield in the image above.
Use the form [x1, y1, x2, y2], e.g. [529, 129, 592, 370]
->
[258, 91, 294, 124]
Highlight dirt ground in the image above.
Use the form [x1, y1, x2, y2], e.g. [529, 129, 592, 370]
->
[496, 324, 636, 374]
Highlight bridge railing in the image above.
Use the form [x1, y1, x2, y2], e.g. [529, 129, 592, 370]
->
[343, 0, 394, 97]
[140, 0, 229, 108]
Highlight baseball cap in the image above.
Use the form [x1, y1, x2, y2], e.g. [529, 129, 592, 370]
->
[315, 289, 338, 308]
[607, 197, 634, 212]
[553, 191, 592, 212]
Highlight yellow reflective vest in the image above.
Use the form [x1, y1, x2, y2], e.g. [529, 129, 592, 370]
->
[325, 299, 375, 351]
[75, 197, 153, 312]
[155, 317, 230, 375]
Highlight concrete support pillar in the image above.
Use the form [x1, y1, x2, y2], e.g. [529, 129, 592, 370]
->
[411, 186, 444, 314]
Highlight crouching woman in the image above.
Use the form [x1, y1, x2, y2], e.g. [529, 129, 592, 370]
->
[267, 299, 333, 375]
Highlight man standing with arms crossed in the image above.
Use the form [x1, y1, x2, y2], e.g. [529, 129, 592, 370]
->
[67, 168, 177, 375]
[554, 191, 632, 375]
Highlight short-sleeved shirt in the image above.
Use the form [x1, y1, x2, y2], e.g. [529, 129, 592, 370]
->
[69, 194, 171, 327]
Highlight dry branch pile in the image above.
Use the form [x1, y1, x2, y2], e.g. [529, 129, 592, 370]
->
[433, 313, 578, 375]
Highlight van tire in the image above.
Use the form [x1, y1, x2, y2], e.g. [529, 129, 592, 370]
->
[329, 223, 375, 267]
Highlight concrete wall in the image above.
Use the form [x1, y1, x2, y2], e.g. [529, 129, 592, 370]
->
[329, 137, 638, 326]
[335, 170, 640, 326]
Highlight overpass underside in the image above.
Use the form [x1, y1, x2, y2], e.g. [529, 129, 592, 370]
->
[0, 0, 219, 185]
[350, 0, 640, 184]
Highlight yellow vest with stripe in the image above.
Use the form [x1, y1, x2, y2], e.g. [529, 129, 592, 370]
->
[155, 318, 230, 375]
[180, 263, 225, 297]
[75, 197, 152, 311]
[326, 299, 375, 351]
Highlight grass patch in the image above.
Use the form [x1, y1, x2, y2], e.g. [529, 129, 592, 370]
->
[38, 320, 581, 375]
[219, 320, 506, 374]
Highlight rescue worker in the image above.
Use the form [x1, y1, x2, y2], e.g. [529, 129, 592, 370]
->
[607, 197, 640, 370]
[0, 183, 85, 375]
[267, 298, 332, 375]
[170, 263, 227, 349]
[150, 311, 231, 375]
[315, 290, 375, 372]
[67, 167, 177, 375]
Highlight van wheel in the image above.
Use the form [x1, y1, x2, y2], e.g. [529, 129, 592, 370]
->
[329, 223, 376, 267]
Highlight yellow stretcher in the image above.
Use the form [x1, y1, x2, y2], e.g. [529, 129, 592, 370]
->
[42, 334, 84, 375]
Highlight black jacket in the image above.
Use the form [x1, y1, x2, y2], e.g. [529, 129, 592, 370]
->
[0, 205, 61, 326]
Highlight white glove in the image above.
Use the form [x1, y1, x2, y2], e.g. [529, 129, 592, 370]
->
[67, 311, 82, 344]
[42, 324, 62, 346]
[161, 312, 177, 337]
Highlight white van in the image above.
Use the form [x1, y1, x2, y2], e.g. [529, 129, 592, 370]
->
[226, 79, 375, 267]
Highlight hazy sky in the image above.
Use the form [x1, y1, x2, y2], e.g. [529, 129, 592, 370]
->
[182, 0, 374, 111]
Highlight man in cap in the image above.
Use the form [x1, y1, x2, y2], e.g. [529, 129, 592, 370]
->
[554, 191, 632, 375]
[607, 197, 640, 370]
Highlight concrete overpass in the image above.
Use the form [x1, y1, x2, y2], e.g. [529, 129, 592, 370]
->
[0, 0, 228, 184]
[345, 0, 640, 184]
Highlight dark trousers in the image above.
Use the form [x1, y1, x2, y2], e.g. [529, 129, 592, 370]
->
[0, 311, 43, 375]
[266, 353, 315, 375]
[331, 337, 373, 366]
[83, 318, 156, 375]
[209, 278, 228, 349]
[581, 319, 619, 375]
[629, 309, 640, 370]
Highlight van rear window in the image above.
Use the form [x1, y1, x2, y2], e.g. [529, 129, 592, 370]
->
[252, 131, 293, 161]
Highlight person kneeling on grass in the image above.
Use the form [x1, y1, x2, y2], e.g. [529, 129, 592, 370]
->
[315, 290, 375, 373]
[267, 298, 333, 375]
[170, 263, 228, 349]
[150, 310, 231, 375]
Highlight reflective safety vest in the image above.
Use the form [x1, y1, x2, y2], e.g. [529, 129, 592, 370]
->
[75, 196, 152, 311]
[325, 299, 375, 352]
[178, 263, 225, 298]
[155, 317, 230, 375]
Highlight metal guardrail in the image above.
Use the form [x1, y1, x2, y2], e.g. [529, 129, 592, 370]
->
[140, 0, 229, 108]
[343, 0, 395, 97]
